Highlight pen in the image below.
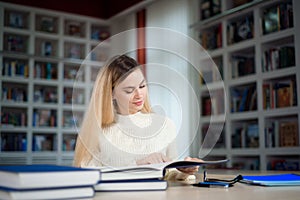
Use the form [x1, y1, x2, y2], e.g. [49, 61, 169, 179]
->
[193, 181, 230, 188]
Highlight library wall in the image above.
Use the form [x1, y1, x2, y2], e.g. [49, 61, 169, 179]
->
[190, 0, 300, 171]
[0, 2, 111, 165]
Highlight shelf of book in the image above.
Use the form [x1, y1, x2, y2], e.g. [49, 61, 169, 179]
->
[0, 2, 110, 165]
[191, 0, 300, 171]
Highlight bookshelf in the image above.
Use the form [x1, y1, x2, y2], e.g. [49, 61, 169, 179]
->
[190, 0, 300, 171]
[0, 2, 110, 165]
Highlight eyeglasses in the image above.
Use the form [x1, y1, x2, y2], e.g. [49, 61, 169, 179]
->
[193, 171, 243, 188]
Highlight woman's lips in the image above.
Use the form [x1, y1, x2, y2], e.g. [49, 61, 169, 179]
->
[133, 100, 143, 106]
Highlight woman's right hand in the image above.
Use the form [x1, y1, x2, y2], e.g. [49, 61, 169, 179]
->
[136, 153, 171, 165]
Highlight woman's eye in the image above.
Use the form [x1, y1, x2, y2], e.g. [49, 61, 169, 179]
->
[139, 84, 146, 89]
[124, 89, 134, 94]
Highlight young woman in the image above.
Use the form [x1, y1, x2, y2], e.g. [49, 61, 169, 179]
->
[73, 55, 199, 178]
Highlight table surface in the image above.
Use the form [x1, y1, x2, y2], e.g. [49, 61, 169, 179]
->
[92, 170, 300, 200]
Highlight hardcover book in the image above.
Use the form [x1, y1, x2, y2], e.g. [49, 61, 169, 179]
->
[0, 186, 94, 200]
[279, 121, 298, 147]
[0, 164, 100, 189]
[94, 179, 167, 192]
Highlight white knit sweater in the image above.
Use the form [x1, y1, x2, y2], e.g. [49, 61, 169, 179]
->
[86, 112, 178, 167]
[83, 112, 195, 181]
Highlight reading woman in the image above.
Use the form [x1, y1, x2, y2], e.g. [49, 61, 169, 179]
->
[73, 55, 199, 179]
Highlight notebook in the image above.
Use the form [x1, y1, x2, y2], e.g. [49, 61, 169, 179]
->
[241, 173, 300, 186]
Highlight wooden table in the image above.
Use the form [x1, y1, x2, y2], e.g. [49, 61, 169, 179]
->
[93, 170, 300, 200]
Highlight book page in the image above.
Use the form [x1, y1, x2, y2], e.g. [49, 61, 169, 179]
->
[98, 159, 229, 173]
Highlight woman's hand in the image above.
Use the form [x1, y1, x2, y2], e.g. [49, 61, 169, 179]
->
[177, 157, 203, 175]
[136, 153, 171, 165]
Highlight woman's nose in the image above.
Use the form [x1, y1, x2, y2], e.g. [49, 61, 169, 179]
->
[134, 88, 142, 97]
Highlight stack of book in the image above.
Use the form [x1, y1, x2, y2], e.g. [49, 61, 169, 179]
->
[0, 164, 100, 200]
[95, 164, 167, 192]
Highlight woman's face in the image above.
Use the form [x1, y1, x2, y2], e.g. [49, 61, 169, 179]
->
[113, 68, 148, 115]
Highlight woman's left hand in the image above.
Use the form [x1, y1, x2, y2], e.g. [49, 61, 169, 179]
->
[176, 157, 203, 175]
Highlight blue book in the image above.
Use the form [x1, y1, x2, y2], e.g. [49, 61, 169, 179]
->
[241, 174, 300, 186]
[0, 186, 94, 200]
[0, 164, 100, 189]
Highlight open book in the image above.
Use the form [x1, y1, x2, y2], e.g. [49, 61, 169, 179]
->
[98, 159, 228, 181]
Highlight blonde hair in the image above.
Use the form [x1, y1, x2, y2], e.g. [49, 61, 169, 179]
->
[73, 55, 151, 167]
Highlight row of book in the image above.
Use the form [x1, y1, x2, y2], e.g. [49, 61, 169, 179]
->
[262, 78, 297, 109]
[2, 59, 29, 78]
[231, 123, 259, 148]
[200, 2, 294, 48]
[199, 57, 223, 85]
[3, 35, 90, 59]
[230, 55, 255, 78]
[2, 59, 85, 81]
[63, 88, 85, 105]
[0, 132, 77, 152]
[62, 135, 77, 151]
[33, 88, 58, 104]
[63, 66, 84, 81]
[262, 2, 293, 35]
[5, 34, 27, 53]
[231, 158, 260, 171]
[32, 134, 57, 151]
[197, 46, 294, 84]
[201, 90, 225, 116]
[1, 133, 27, 152]
[1, 108, 84, 128]
[32, 109, 57, 127]
[2, 87, 27, 103]
[39, 41, 56, 57]
[262, 46, 295, 72]
[230, 84, 257, 113]
[267, 159, 300, 171]
[265, 120, 298, 148]
[34, 63, 57, 80]
[1, 111, 26, 127]
[1, 86, 85, 104]
[5, 10, 28, 29]
[62, 112, 82, 128]
[6, 9, 111, 40]
[64, 43, 84, 59]
[200, 0, 221, 20]
[91, 26, 110, 41]
[223, 157, 300, 171]
[200, 23, 222, 50]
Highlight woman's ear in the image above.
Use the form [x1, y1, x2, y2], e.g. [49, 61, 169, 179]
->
[112, 90, 115, 100]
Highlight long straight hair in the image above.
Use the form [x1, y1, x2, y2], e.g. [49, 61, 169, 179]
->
[73, 55, 151, 167]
